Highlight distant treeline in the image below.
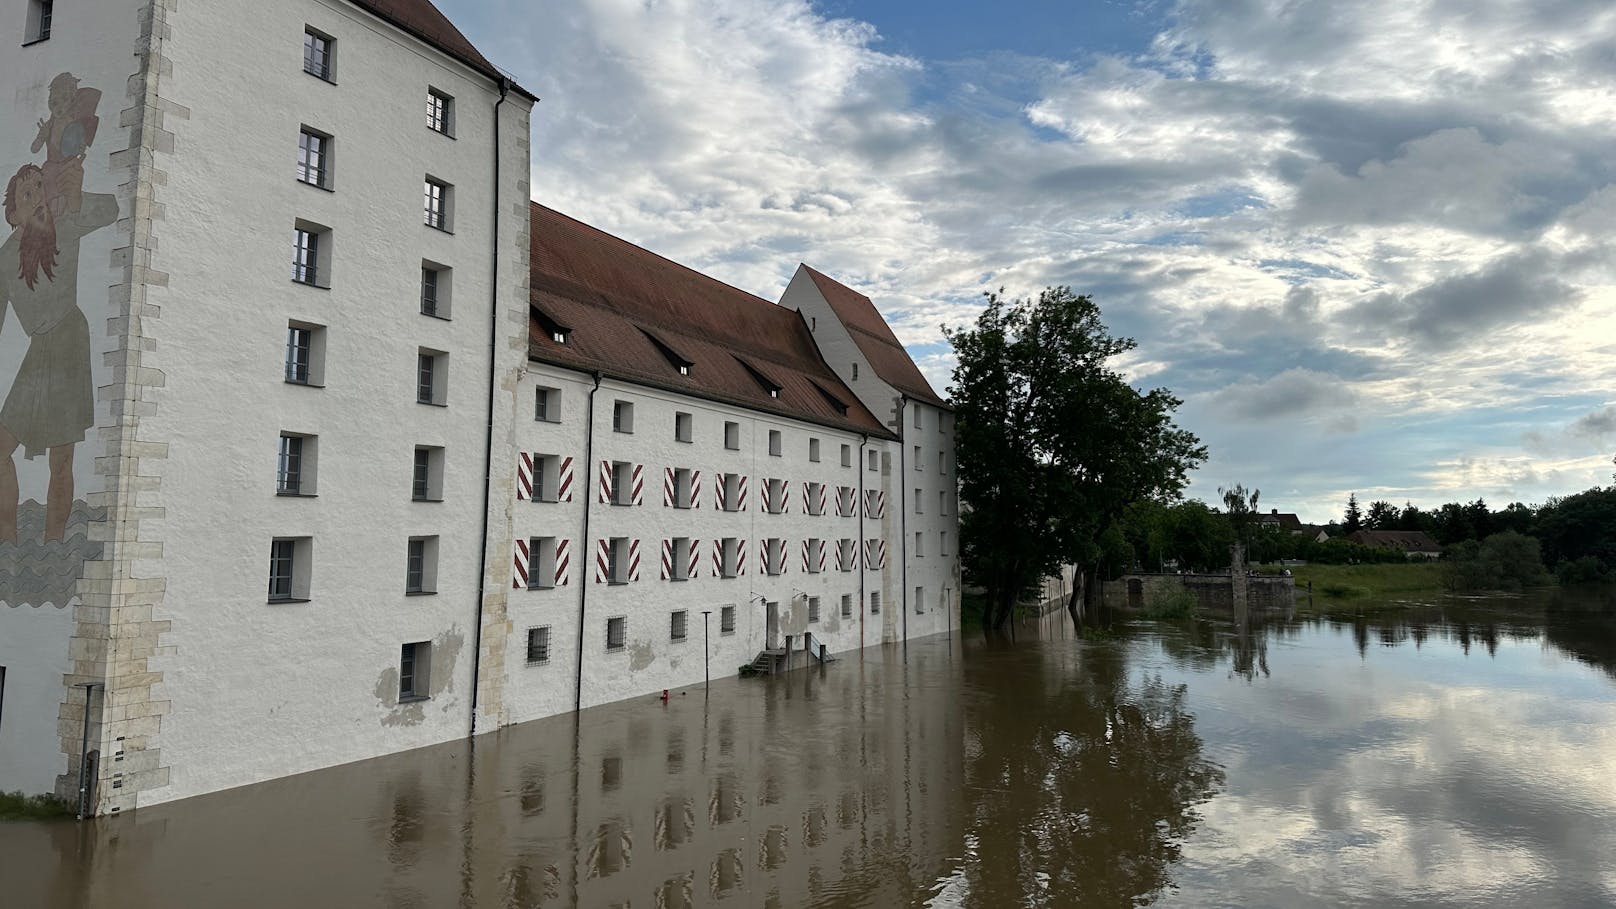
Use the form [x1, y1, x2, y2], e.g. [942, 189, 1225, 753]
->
[1101, 484, 1616, 588]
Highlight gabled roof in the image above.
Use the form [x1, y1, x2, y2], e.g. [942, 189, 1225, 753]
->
[527, 205, 894, 439]
[347, 0, 536, 99]
[1348, 530, 1443, 553]
[799, 265, 948, 408]
[1257, 511, 1304, 532]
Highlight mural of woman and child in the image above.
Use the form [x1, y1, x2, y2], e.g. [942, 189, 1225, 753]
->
[1, 73, 117, 606]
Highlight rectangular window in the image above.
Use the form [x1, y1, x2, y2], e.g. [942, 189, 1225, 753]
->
[841, 594, 852, 618]
[671, 537, 691, 580]
[768, 430, 782, 457]
[527, 536, 557, 588]
[526, 626, 551, 664]
[721, 537, 740, 578]
[612, 400, 634, 434]
[808, 596, 821, 623]
[535, 386, 560, 422]
[297, 128, 331, 189]
[882, 452, 891, 475]
[914, 586, 925, 614]
[611, 461, 634, 506]
[851, 363, 859, 380]
[674, 411, 693, 443]
[608, 537, 630, 583]
[915, 489, 923, 513]
[941, 530, 949, 557]
[421, 264, 451, 318]
[724, 421, 740, 450]
[838, 538, 855, 572]
[764, 538, 784, 576]
[939, 450, 947, 474]
[868, 450, 878, 471]
[606, 616, 627, 652]
[303, 27, 334, 81]
[277, 433, 317, 495]
[268, 539, 296, 600]
[914, 446, 922, 470]
[914, 408, 923, 430]
[417, 349, 447, 405]
[670, 610, 688, 642]
[423, 177, 452, 231]
[808, 438, 820, 462]
[841, 444, 851, 468]
[870, 592, 881, 615]
[25, 0, 52, 43]
[720, 604, 736, 634]
[292, 225, 326, 286]
[765, 478, 785, 514]
[284, 322, 324, 386]
[412, 446, 443, 501]
[807, 538, 822, 574]
[268, 537, 311, 602]
[673, 468, 693, 508]
[940, 489, 947, 516]
[426, 88, 454, 136]
[400, 642, 430, 700]
[806, 482, 824, 516]
[914, 531, 923, 557]
[406, 536, 438, 594]
[721, 474, 743, 513]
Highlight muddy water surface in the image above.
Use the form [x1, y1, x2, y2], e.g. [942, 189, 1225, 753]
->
[3, 588, 1614, 908]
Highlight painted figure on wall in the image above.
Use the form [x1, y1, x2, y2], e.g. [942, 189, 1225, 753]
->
[0, 74, 115, 546]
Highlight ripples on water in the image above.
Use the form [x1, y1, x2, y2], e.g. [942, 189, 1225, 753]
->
[2, 588, 1614, 908]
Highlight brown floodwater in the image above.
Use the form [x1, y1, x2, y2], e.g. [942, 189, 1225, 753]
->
[3, 588, 1615, 908]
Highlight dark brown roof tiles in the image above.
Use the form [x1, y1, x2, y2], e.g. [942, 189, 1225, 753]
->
[528, 205, 894, 439]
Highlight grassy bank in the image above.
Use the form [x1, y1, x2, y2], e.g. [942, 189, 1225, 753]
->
[0, 791, 74, 821]
[1279, 561, 1447, 601]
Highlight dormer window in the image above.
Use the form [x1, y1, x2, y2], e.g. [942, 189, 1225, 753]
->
[642, 329, 694, 377]
[811, 381, 850, 416]
[532, 304, 572, 347]
[738, 358, 782, 399]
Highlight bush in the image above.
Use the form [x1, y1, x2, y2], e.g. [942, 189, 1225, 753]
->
[0, 790, 74, 820]
[1557, 556, 1609, 586]
[1446, 531, 1550, 591]
[1142, 587, 1199, 620]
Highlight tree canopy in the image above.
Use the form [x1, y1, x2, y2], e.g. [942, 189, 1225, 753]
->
[947, 286, 1205, 630]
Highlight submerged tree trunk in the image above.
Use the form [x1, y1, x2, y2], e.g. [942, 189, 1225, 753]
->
[1066, 569, 1084, 633]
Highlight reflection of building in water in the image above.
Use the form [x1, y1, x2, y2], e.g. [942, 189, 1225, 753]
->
[10, 642, 964, 909]
[0, 0, 959, 815]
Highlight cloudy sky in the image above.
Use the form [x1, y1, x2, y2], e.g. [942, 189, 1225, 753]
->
[447, 0, 1616, 523]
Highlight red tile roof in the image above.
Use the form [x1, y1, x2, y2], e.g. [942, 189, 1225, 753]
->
[800, 266, 947, 408]
[347, 0, 535, 98]
[528, 205, 895, 439]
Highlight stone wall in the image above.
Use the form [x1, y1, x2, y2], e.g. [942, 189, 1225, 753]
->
[1103, 573, 1295, 612]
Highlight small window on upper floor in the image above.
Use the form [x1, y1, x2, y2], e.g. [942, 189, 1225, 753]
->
[914, 407, 923, 430]
[303, 27, 335, 82]
[285, 321, 326, 386]
[292, 221, 332, 288]
[424, 177, 453, 232]
[612, 400, 634, 434]
[868, 450, 878, 471]
[24, 0, 52, 43]
[533, 305, 572, 346]
[738, 358, 782, 399]
[420, 262, 451, 318]
[297, 127, 333, 190]
[851, 363, 859, 381]
[808, 438, 820, 462]
[841, 444, 852, 467]
[417, 349, 448, 406]
[724, 421, 740, 451]
[913, 445, 922, 470]
[768, 430, 782, 457]
[426, 87, 455, 136]
[674, 411, 693, 443]
[535, 386, 561, 423]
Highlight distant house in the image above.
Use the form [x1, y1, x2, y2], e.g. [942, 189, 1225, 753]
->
[1257, 509, 1306, 534]
[1347, 530, 1443, 559]
[1311, 529, 1332, 544]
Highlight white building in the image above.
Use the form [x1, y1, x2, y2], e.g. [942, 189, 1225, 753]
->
[0, 0, 958, 815]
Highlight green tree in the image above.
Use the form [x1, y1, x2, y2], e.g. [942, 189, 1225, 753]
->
[947, 287, 1205, 630]
[1219, 484, 1261, 548]
[1344, 493, 1363, 534]
[1365, 499, 1399, 530]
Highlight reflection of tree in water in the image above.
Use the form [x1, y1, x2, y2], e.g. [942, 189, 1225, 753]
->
[1543, 589, 1616, 680]
[958, 644, 1225, 907]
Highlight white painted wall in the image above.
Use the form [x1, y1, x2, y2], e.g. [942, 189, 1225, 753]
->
[0, 0, 147, 796]
[133, 0, 531, 805]
[500, 368, 903, 722]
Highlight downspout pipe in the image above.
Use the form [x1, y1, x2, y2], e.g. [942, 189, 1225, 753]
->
[857, 433, 867, 650]
[574, 372, 604, 713]
[898, 395, 909, 646]
[469, 77, 510, 736]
